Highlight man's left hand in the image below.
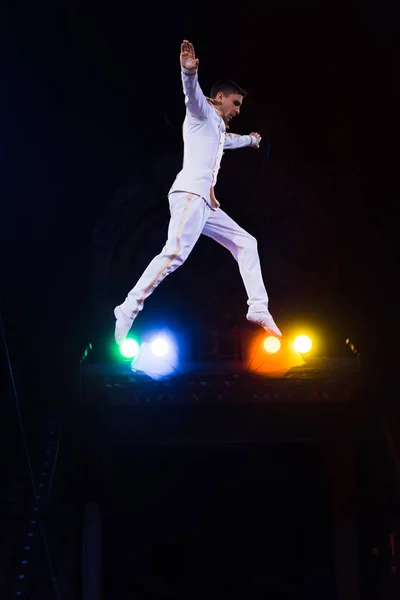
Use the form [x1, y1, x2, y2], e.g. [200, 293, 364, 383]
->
[249, 132, 261, 149]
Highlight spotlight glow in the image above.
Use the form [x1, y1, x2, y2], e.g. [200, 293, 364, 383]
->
[293, 335, 312, 354]
[263, 336, 281, 354]
[131, 331, 180, 380]
[119, 338, 139, 359]
[150, 337, 170, 357]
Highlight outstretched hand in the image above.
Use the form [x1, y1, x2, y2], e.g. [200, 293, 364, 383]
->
[250, 132, 262, 149]
[180, 40, 199, 70]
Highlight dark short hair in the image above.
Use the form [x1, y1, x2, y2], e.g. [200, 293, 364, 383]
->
[210, 79, 247, 99]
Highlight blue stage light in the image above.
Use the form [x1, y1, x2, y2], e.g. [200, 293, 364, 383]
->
[131, 331, 181, 379]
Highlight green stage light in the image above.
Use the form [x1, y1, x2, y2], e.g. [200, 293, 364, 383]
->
[119, 338, 139, 359]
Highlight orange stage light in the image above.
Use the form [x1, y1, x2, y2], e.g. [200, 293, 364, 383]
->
[242, 331, 305, 377]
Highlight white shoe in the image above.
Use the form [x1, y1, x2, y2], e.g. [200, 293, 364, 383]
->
[114, 306, 134, 345]
[246, 311, 282, 337]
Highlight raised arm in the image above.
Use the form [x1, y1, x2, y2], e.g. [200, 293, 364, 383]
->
[180, 40, 211, 120]
[224, 131, 262, 150]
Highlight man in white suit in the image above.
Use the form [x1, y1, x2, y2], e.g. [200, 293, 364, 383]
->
[114, 40, 281, 344]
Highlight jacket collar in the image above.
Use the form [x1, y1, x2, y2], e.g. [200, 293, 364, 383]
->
[206, 97, 229, 130]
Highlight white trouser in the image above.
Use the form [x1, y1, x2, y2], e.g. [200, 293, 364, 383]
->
[119, 192, 269, 319]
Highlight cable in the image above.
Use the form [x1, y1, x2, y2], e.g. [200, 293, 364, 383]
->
[0, 297, 62, 599]
[0, 300, 37, 499]
[41, 524, 62, 600]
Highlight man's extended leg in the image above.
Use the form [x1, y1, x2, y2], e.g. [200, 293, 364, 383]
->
[201, 207, 281, 337]
[114, 192, 211, 344]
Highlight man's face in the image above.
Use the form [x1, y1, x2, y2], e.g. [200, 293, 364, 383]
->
[214, 92, 243, 123]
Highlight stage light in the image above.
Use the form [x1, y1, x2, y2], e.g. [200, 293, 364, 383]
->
[242, 330, 305, 376]
[293, 334, 312, 354]
[263, 336, 281, 354]
[150, 337, 170, 357]
[132, 331, 181, 380]
[119, 338, 139, 359]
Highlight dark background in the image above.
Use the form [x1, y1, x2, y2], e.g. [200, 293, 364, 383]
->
[1, 1, 399, 597]
[2, 1, 398, 379]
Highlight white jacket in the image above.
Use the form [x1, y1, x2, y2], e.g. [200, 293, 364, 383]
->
[169, 67, 255, 210]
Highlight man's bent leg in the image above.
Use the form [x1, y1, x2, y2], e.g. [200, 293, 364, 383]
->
[202, 208, 281, 337]
[115, 192, 210, 344]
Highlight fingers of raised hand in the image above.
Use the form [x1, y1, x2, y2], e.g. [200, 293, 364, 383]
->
[182, 40, 195, 57]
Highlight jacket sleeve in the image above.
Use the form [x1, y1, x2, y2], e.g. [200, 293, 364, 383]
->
[224, 133, 254, 149]
[181, 67, 212, 119]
